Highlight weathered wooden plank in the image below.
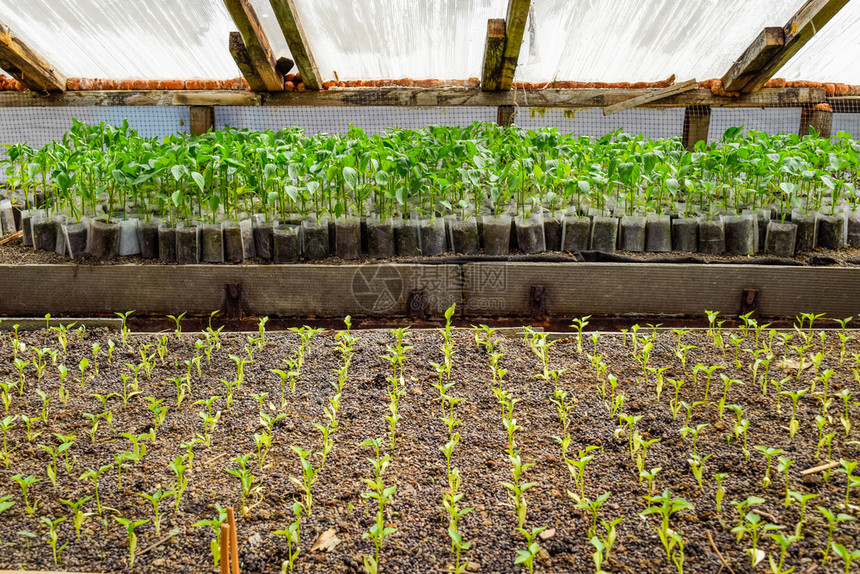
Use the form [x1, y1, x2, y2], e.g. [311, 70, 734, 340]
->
[0, 264, 461, 317]
[735, 0, 850, 93]
[0, 87, 826, 108]
[229, 31, 268, 92]
[462, 263, 860, 318]
[481, 19, 507, 91]
[224, 0, 284, 91]
[189, 105, 215, 136]
[799, 106, 833, 137]
[269, 0, 322, 90]
[603, 79, 697, 115]
[721, 27, 785, 93]
[497, 104, 516, 126]
[682, 106, 711, 151]
[500, 0, 531, 90]
[0, 21, 66, 92]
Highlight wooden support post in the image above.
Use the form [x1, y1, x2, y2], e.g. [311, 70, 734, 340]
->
[682, 106, 712, 151]
[799, 105, 833, 137]
[499, 0, 531, 91]
[189, 106, 214, 136]
[497, 104, 516, 126]
[721, 0, 850, 93]
[269, 0, 322, 90]
[0, 21, 66, 92]
[481, 19, 507, 91]
[224, 0, 284, 92]
[229, 31, 268, 92]
[603, 78, 697, 115]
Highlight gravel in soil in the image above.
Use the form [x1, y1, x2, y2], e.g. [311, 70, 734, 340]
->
[0, 321, 858, 573]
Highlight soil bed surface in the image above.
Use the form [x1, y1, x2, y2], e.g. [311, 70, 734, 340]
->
[0, 321, 858, 573]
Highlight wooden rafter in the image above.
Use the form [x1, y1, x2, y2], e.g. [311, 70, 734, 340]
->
[269, 0, 322, 90]
[229, 32, 268, 92]
[0, 21, 66, 92]
[223, 0, 284, 92]
[722, 0, 851, 93]
[603, 79, 697, 115]
[481, 19, 506, 91]
[0, 87, 826, 109]
[499, 0, 531, 91]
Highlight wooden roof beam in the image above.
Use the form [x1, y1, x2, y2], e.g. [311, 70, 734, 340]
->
[500, 0, 531, 91]
[722, 0, 851, 93]
[269, 0, 322, 90]
[481, 19, 506, 91]
[223, 0, 284, 92]
[603, 78, 697, 115]
[0, 21, 66, 92]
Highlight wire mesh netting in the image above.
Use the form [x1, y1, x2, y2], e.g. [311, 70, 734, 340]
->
[511, 107, 685, 139]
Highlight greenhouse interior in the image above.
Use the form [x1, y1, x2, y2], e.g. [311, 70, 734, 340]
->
[2, 1, 860, 573]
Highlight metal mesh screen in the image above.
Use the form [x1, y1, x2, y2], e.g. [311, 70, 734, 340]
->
[511, 106, 685, 139]
[706, 107, 804, 141]
[214, 106, 498, 134]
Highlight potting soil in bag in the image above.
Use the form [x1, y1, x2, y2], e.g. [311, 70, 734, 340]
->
[645, 214, 672, 252]
[62, 217, 90, 259]
[764, 221, 797, 257]
[451, 216, 480, 255]
[722, 214, 755, 255]
[543, 215, 562, 251]
[561, 215, 591, 252]
[301, 217, 330, 261]
[619, 215, 645, 252]
[200, 223, 224, 263]
[118, 218, 141, 256]
[482, 214, 511, 255]
[394, 217, 421, 256]
[420, 217, 446, 256]
[253, 216, 274, 260]
[816, 211, 846, 250]
[88, 218, 119, 260]
[0, 199, 15, 234]
[31, 212, 55, 252]
[158, 222, 177, 263]
[21, 209, 39, 246]
[848, 210, 860, 248]
[791, 209, 817, 252]
[698, 217, 725, 254]
[273, 223, 300, 263]
[672, 217, 698, 252]
[176, 222, 200, 264]
[366, 216, 395, 259]
[52, 215, 67, 255]
[138, 218, 160, 259]
[590, 216, 618, 253]
[514, 213, 545, 254]
[335, 216, 361, 260]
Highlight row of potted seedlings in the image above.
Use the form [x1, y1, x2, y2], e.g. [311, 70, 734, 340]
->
[2, 121, 860, 262]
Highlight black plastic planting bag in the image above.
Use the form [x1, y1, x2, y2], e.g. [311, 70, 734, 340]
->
[698, 216, 725, 254]
[176, 222, 200, 264]
[335, 216, 361, 260]
[451, 216, 481, 255]
[561, 215, 591, 252]
[514, 213, 545, 254]
[201, 222, 224, 263]
[394, 217, 420, 256]
[816, 212, 846, 250]
[366, 216, 395, 259]
[420, 217, 446, 256]
[89, 218, 119, 260]
[482, 214, 511, 256]
[273, 223, 300, 263]
[645, 214, 671, 252]
[723, 214, 755, 255]
[619, 215, 645, 252]
[138, 218, 160, 259]
[590, 216, 618, 253]
[671, 217, 698, 252]
[301, 216, 330, 261]
[764, 221, 797, 257]
[253, 216, 274, 261]
[158, 222, 177, 263]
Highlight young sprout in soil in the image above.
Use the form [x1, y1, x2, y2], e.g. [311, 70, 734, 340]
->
[769, 532, 800, 574]
[168, 454, 189, 510]
[731, 511, 784, 566]
[273, 502, 303, 573]
[13, 357, 30, 395]
[0, 495, 14, 540]
[716, 374, 743, 419]
[59, 495, 92, 540]
[699, 365, 723, 401]
[514, 526, 547, 574]
[21, 414, 42, 443]
[639, 489, 693, 561]
[0, 382, 12, 414]
[290, 446, 319, 516]
[39, 438, 70, 487]
[781, 388, 808, 438]
[11, 473, 41, 514]
[571, 315, 591, 353]
[687, 454, 713, 490]
[831, 542, 860, 574]
[754, 446, 784, 488]
[193, 504, 228, 569]
[40, 516, 67, 565]
[227, 453, 264, 516]
[787, 490, 819, 536]
[503, 450, 536, 529]
[563, 444, 601, 502]
[114, 516, 148, 570]
[360, 438, 397, 574]
[194, 395, 222, 447]
[575, 491, 611, 537]
[817, 505, 855, 563]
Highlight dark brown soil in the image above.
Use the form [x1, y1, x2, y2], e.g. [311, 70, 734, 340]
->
[0, 322, 858, 573]
[2, 234, 860, 267]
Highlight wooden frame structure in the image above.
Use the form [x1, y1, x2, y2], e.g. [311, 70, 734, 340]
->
[0, 21, 66, 92]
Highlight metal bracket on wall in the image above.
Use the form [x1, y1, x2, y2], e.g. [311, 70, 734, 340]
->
[741, 288, 760, 316]
[530, 285, 546, 319]
[224, 283, 244, 318]
[408, 288, 427, 320]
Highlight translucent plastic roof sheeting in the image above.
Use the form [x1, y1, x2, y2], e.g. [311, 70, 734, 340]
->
[779, 1, 860, 84]
[516, 0, 806, 84]
[291, 0, 507, 81]
[0, 0, 290, 80]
